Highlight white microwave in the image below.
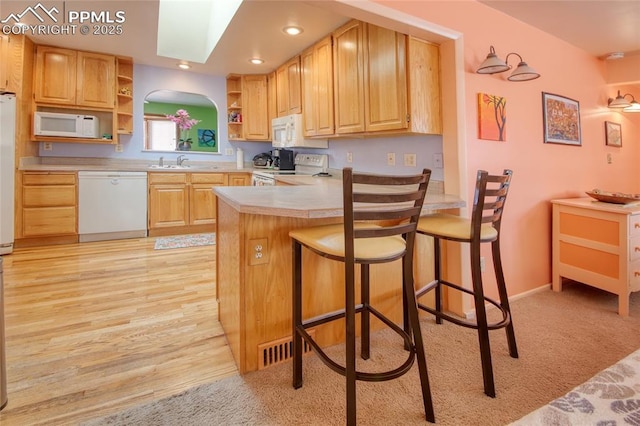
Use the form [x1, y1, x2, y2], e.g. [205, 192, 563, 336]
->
[271, 114, 328, 149]
[34, 111, 100, 138]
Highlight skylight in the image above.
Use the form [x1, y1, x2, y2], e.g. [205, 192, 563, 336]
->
[157, 0, 243, 64]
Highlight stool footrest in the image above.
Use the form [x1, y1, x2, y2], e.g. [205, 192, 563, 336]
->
[296, 307, 417, 382]
[416, 279, 511, 330]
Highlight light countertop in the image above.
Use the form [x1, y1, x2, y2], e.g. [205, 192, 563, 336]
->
[215, 182, 464, 218]
[551, 197, 640, 214]
[19, 157, 253, 173]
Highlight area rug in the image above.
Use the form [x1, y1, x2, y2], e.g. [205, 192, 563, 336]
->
[153, 233, 215, 250]
[511, 348, 640, 425]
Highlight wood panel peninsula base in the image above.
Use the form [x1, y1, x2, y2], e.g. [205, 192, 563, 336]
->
[552, 198, 640, 317]
[214, 184, 464, 374]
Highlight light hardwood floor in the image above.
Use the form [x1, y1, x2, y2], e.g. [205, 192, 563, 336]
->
[0, 237, 238, 425]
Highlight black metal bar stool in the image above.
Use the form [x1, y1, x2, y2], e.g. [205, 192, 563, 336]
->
[290, 167, 434, 425]
[415, 169, 518, 398]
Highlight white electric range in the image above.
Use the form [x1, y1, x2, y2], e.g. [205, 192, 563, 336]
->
[251, 154, 329, 186]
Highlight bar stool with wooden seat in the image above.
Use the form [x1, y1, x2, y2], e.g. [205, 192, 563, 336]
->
[415, 169, 518, 398]
[290, 167, 435, 425]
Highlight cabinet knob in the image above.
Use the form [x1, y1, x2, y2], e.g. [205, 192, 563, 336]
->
[636, 247, 640, 252]
[635, 223, 640, 229]
[635, 272, 640, 277]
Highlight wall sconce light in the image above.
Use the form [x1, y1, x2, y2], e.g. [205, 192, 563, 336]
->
[476, 46, 541, 81]
[608, 90, 640, 112]
[624, 101, 640, 113]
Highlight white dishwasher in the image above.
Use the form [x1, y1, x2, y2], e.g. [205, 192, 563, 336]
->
[78, 171, 148, 242]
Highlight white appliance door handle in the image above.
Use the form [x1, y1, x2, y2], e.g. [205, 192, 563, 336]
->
[285, 122, 292, 146]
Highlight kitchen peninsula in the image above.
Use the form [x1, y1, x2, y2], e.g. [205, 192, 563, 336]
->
[214, 179, 464, 373]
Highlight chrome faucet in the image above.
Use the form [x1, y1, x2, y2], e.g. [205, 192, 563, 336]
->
[177, 155, 188, 166]
[158, 156, 164, 167]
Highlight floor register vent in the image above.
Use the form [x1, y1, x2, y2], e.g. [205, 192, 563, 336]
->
[258, 330, 316, 370]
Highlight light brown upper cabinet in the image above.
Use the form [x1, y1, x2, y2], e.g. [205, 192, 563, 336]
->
[242, 74, 270, 140]
[276, 55, 302, 117]
[332, 20, 366, 134]
[226, 74, 270, 141]
[301, 36, 334, 137]
[0, 35, 10, 92]
[363, 23, 408, 132]
[34, 46, 115, 108]
[406, 37, 442, 135]
[332, 20, 442, 136]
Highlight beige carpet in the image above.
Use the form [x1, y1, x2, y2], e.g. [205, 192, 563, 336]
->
[84, 282, 640, 425]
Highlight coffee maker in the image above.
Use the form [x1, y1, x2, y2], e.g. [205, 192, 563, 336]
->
[273, 148, 295, 170]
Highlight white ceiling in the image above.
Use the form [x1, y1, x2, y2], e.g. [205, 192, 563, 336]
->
[1, 0, 638, 76]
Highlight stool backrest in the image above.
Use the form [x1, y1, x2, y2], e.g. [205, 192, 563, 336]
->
[471, 169, 513, 237]
[343, 167, 431, 261]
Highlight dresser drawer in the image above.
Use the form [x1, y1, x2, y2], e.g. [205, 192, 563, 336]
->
[631, 236, 640, 262]
[630, 215, 640, 238]
[630, 259, 640, 293]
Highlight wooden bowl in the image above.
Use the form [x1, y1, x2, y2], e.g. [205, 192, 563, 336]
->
[585, 190, 640, 205]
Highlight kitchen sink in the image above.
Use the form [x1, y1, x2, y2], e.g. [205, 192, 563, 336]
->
[148, 164, 219, 170]
[149, 164, 190, 169]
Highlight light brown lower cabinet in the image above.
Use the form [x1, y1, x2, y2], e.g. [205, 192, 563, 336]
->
[148, 172, 228, 236]
[229, 173, 250, 187]
[18, 171, 78, 246]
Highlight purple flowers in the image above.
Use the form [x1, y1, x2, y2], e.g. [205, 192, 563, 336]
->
[166, 109, 200, 149]
[166, 109, 200, 131]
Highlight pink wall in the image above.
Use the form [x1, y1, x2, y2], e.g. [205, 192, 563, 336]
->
[378, 1, 640, 299]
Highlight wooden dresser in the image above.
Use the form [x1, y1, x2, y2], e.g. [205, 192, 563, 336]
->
[551, 198, 640, 316]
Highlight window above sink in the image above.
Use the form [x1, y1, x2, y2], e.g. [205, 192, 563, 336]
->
[143, 90, 219, 154]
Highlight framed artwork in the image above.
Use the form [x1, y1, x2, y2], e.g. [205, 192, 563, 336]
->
[478, 93, 507, 141]
[542, 92, 581, 146]
[197, 129, 216, 148]
[605, 121, 622, 147]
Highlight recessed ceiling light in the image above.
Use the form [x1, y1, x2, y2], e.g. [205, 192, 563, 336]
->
[249, 58, 264, 65]
[283, 26, 303, 36]
[177, 62, 191, 70]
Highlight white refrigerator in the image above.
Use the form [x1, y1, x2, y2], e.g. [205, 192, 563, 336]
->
[0, 93, 16, 255]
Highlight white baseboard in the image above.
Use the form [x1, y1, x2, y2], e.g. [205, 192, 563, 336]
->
[462, 283, 551, 320]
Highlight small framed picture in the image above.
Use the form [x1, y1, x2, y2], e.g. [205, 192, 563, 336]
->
[542, 92, 582, 146]
[605, 121, 622, 147]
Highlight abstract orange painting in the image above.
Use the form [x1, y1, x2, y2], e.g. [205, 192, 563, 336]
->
[478, 93, 507, 141]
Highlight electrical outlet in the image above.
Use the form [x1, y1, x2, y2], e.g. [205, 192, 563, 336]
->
[607, 153, 612, 164]
[225, 148, 234, 156]
[404, 153, 416, 167]
[43, 142, 52, 151]
[347, 152, 353, 163]
[248, 238, 269, 266]
[387, 152, 395, 166]
[480, 257, 486, 272]
[115, 144, 124, 153]
[433, 153, 443, 168]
